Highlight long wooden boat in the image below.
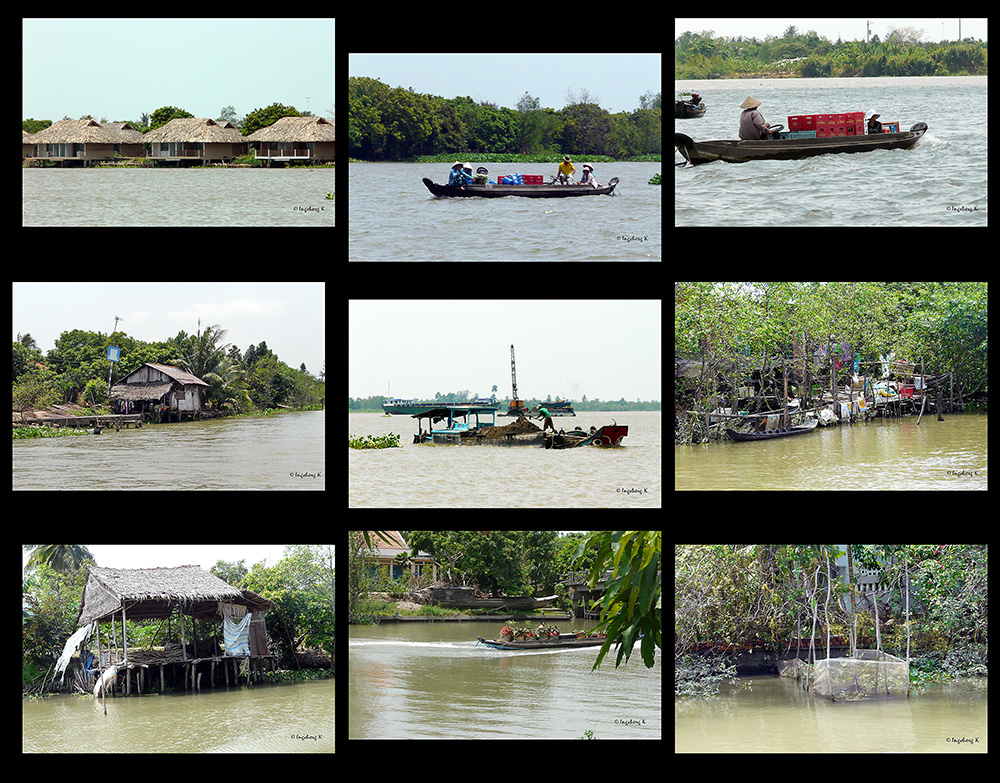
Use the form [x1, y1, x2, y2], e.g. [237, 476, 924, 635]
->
[726, 418, 818, 442]
[422, 177, 618, 198]
[477, 634, 607, 650]
[675, 122, 927, 165]
[675, 100, 707, 119]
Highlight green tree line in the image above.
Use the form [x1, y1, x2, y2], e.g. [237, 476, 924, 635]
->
[676, 25, 987, 79]
[13, 325, 325, 414]
[349, 76, 661, 160]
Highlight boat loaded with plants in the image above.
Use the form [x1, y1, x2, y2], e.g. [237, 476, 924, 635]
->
[477, 624, 608, 650]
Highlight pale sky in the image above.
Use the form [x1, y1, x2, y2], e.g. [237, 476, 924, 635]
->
[676, 18, 987, 44]
[13, 282, 325, 378]
[23, 18, 334, 123]
[349, 300, 661, 402]
[350, 54, 660, 112]
[21, 544, 333, 571]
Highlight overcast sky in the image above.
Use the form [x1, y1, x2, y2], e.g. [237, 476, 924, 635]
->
[350, 53, 660, 112]
[23, 18, 334, 122]
[349, 300, 661, 402]
[13, 282, 325, 377]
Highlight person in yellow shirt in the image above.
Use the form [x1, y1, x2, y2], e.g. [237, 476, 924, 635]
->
[557, 155, 575, 184]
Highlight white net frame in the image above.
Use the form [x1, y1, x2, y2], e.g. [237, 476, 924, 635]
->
[813, 649, 909, 701]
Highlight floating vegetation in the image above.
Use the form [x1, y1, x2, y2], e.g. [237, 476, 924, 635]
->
[349, 432, 401, 449]
[325, 192, 334, 199]
[648, 173, 661, 185]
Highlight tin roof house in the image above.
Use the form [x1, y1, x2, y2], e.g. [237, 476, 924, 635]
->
[110, 362, 209, 422]
[57, 565, 276, 697]
[142, 118, 247, 163]
[244, 116, 335, 163]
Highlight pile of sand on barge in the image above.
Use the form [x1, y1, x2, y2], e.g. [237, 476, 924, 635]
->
[475, 417, 541, 438]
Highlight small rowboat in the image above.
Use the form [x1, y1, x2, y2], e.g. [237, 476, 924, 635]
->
[726, 418, 818, 442]
[676, 122, 927, 165]
[476, 634, 608, 650]
[423, 177, 618, 198]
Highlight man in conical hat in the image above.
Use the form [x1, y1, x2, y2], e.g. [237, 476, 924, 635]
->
[739, 96, 774, 140]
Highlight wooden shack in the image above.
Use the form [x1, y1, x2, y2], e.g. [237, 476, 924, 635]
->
[70, 565, 276, 697]
[110, 362, 209, 422]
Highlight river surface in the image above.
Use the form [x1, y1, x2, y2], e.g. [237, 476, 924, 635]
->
[676, 674, 987, 753]
[350, 621, 660, 739]
[21, 168, 334, 227]
[674, 76, 987, 226]
[13, 411, 325, 490]
[349, 162, 661, 261]
[675, 413, 987, 490]
[349, 410, 660, 507]
[22, 677, 333, 753]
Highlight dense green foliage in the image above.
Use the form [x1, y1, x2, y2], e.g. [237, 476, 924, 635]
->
[674, 282, 987, 401]
[676, 25, 987, 79]
[675, 545, 987, 695]
[349, 76, 661, 160]
[13, 325, 324, 414]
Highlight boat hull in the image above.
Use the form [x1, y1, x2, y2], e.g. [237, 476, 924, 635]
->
[477, 635, 607, 650]
[423, 177, 617, 197]
[676, 123, 927, 165]
[726, 419, 818, 442]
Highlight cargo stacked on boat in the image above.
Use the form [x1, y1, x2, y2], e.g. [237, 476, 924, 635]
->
[788, 112, 865, 137]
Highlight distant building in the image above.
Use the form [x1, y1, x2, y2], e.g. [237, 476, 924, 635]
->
[361, 531, 436, 580]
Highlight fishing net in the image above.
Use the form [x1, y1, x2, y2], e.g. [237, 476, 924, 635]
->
[813, 650, 909, 701]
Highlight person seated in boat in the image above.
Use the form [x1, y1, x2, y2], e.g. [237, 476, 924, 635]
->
[472, 166, 489, 185]
[557, 155, 575, 184]
[867, 112, 882, 135]
[579, 163, 598, 188]
[447, 161, 471, 187]
[738, 96, 774, 140]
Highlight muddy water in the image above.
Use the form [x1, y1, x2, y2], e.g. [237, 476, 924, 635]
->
[12, 411, 324, 490]
[676, 675, 987, 752]
[22, 678, 333, 753]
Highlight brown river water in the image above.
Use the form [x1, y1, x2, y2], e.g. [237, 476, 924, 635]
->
[676, 674, 987, 752]
[349, 410, 661, 507]
[350, 621, 660, 739]
[675, 413, 987, 490]
[23, 678, 333, 753]
[13, 411, 325, 490]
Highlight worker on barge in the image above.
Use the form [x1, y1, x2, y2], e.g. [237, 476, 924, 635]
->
[534, 405, 556, 433]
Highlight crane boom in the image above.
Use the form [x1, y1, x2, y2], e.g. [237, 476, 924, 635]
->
[511, 344, 519, 402]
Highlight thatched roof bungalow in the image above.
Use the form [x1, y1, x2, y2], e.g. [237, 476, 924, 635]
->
[244, 116, 335, 162]
[110, 362, 209, 421]
[102, 121, 145, 157]
[65, 565, 276, 696]
[22, 130, 33, 159]
[142, 118, 247, 162]
[23, 119, 125, 161]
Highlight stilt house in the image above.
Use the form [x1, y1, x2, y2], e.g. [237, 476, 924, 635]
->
[110, 362, 209, 421]
[71, 565, 275, 696]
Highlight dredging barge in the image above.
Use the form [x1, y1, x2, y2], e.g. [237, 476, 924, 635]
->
[412, 405, 627, 448]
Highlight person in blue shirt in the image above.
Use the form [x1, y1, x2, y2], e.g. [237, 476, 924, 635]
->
[448, 161, 472, 187]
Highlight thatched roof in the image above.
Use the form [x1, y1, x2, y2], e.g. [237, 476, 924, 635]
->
[103, 122, 144, 143]
[245, 116, 335, 143]
[142, 118, 246, 144]
[24, 119, 123, 145]
[78, 565, 248, 625]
